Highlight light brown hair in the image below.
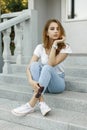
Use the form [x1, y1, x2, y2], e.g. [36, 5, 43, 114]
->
[43, 19, 66, 55]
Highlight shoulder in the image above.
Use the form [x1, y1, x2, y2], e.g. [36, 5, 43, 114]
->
[35, 44, 44, 50]
[60, 43, 72, 53]
[33, 44, 44, 57]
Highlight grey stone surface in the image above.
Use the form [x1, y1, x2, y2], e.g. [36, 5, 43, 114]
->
[0, 73, 28, 85]
[64, 55, 87, 66]
[65, 65, 87, 78]
[0, 73, 87, 93]
[65, 76, 87, 92]
[0, 82, 87, 114]
[11, 64, 87, 78]
[0, 98, 87, 130]
[0, 120, 39, 130]
[0, 61, 87, 130]
[68, 113, 87, 130]
[11, 64, 27, 74]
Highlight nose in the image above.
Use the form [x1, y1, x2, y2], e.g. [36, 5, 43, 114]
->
[54, 29, 58, 33]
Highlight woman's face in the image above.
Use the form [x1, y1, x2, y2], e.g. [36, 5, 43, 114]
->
[47, 22, 60, 40]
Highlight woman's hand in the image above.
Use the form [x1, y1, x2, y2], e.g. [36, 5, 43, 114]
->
[53, 36, 65, 46]
[29, 79, 39, 92]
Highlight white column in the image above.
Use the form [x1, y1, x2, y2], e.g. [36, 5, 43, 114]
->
[15, 23, 22, 64]
[28, 0, 35, 9]
[21, 10, 38, 63]
[2, 28, 12, 74]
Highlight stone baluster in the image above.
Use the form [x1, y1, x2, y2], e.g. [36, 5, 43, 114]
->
[14, 25, 18, 56]
[14, 23, 23, 57]
[15, 23, 22, 64]
[2, 28, 12, 74]
[0, 13, 3, 73]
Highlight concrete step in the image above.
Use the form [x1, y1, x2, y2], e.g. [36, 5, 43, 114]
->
[0, 82, 32, 101]
[64, 55, 87, 66]
[0, 83, 87, 114]
[0, 81, 32, 91]
[65, 65, 87, 78]
[0, 73, 28, 86]
[0, 120, 39, 130]
[0, 73, 87, 93]
[11, 64, 87, 79]
[0, 98, 87, 130]
[65, 76, 87, 92]
[11, 64, 27, 74]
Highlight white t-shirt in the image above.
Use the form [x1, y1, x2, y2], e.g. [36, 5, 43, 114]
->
[34, 44, 72, 74]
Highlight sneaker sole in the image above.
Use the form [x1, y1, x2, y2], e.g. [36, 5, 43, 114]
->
[42, 108, 51, 116]
[11, 109, 34, 117]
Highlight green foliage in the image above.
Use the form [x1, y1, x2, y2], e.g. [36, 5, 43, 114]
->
[1, 0, 28, 55]
[1, 0, 28, 14]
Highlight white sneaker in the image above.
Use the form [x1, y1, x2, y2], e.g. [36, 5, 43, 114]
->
[11, 103, 34, 116]
[39, 102, 51, 116]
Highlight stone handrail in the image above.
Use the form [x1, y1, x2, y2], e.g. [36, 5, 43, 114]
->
[0, 9, 38, 74]
[1, 10, 25, 19]
[0, 10, 31, 32]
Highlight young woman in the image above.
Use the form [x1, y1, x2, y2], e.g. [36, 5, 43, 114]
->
[11, 19, 72, 116]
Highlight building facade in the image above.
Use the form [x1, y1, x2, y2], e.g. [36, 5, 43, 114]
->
[29, 0, 87, 54]
[0, 0, 87, 73]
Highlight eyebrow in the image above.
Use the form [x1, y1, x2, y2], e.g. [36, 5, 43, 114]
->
[49, 26, 59, 29]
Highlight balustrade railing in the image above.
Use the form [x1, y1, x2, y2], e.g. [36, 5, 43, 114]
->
[0, 9, 38, 74]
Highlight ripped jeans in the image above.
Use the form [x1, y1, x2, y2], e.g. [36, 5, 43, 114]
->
[29, 62, 65, 94]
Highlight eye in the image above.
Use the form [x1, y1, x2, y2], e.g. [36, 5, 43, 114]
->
[50, 27, 55, 30]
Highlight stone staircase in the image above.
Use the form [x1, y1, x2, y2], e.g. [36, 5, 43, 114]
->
[0, 57, 87, 130]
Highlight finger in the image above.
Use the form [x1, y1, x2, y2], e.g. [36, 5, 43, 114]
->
[61, 36, 66, 41]
[36, 83, 40, 89]
[36, 85, 40, 89]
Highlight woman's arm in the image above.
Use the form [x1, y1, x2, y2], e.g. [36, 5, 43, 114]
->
[48, 37, 67, 66]
[26, 55, 40, 91]
[48, 46, 68, 66]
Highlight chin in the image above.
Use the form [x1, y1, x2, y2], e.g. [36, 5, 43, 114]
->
[53, 38, 58, 40]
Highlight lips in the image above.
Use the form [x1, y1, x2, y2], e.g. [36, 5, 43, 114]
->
[53, 35, 58, 39]
[53, 34, 58, 37]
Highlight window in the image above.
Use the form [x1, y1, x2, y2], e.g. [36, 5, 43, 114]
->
[66, 0, 87, 20]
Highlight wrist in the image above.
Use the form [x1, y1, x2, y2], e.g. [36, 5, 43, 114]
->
[52, 44, 58, 49]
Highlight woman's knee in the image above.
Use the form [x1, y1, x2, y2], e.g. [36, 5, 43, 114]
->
[42, 65, 53, 72]
[30, 62, 41, 71]
[30, 62, 40, 68]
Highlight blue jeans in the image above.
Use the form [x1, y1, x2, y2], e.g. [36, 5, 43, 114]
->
[29, 62, 65, 94]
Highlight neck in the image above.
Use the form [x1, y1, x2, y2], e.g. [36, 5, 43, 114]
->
[49, 39, 54, 47]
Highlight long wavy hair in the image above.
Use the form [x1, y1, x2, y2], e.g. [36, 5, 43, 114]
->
[43, 19, 66, 55]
